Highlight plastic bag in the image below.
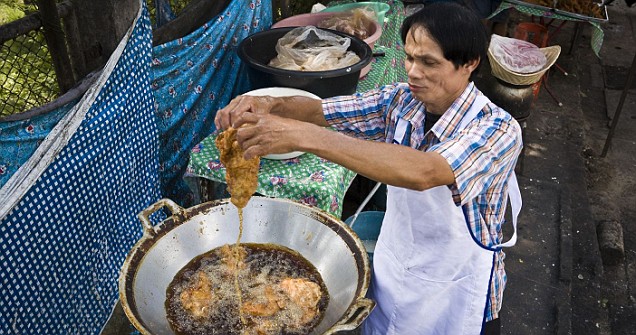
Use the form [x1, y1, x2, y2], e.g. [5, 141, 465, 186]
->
[317, 8, 376, 40]
[268, 26, 361, 71]
[489, 34, 547, 74]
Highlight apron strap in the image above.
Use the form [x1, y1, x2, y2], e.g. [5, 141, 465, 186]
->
[458, 95, 489, 129]
[394, 117, 410, 145]
[493, 172, 521, 248]
[460, 94, 521, 250]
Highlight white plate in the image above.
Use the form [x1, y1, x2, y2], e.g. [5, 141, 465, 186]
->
[243, 87, 321, 160]
[262, 152, 305, 160]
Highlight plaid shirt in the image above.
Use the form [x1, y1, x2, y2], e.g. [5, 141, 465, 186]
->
[323, 82, 522, 321]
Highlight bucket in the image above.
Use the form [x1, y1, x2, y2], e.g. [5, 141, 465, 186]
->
[272, 12, 382, 78]
[345, 211, 384, 262]
[237, 27, 372, 98]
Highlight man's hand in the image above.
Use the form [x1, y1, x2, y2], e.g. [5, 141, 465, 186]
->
[234, 113, 315, 160]
[214, 95, 277, 130]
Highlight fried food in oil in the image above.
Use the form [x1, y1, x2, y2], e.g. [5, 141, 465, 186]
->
[215, 127, 260, 208]
[241, 285, 284, 317]
[179, 271, 215, 318]
[279, 278, 322, 325]
[241, 278, 322, 329]
[524, 0, 604, 19]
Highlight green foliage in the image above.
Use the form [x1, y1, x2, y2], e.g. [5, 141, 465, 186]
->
[0, 1, 25, 25]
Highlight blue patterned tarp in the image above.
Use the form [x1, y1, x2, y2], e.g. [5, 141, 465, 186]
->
[0, 2, 159, 334]
[0, 100, 78, 189]
[152, 0, 272, 206]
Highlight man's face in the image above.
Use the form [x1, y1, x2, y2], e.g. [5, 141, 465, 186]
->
[404, 27, 477, 114]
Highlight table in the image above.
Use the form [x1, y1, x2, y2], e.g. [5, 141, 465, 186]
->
[186, 133, 357, 218]
[491, 0, 607, 57]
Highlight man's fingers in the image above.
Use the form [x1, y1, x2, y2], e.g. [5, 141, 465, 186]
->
[234, 112, 260, 129]
[243, 146, 264, 160]
[214, 111, 228, 130]
[215, 95, 276, 130]
[215, 96, 247, 130]
[235, 123, 258, 143]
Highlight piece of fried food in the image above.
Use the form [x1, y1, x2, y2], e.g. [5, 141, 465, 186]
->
[241, 278, 322, 330]
[242, 285, 284, 317]
[179, 271, 215, 318]
[279, 278, 322, 326]
[219, 244, 247, 275]
[215, 127, 260, 208]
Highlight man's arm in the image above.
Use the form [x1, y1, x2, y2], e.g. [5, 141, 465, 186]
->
[235, 115, 455, 191]
[306, 125, 455, 190]
[215, 95, 327, 130]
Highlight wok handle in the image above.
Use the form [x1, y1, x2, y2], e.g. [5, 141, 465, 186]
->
[137, 198, 184, 235]
[325, 297, 376, 334]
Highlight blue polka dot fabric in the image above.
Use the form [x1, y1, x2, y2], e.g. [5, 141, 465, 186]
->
[0, 3, 159, 334]
[152, 0, 272, 207]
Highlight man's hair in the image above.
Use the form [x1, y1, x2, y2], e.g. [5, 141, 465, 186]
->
[400, 2, 488, 76]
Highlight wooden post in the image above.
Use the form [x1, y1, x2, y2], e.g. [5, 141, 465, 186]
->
[58, 1, 88, 81]
[69, 0, 138, 74]
[37, 0, 75, 92]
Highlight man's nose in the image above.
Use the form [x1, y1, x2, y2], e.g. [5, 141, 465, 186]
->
[406, 62, 421, 78]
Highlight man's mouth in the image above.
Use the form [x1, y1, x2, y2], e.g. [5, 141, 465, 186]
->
[408, 83, 423, 92]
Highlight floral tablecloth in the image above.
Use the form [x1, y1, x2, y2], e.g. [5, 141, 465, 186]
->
[186, 133, 357, 217]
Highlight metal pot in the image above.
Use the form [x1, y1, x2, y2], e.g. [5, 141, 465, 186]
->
[475, 61, 535, 122]
[119, 197, 374, 335]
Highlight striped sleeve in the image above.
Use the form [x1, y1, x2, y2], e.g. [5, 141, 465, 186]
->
[431, 110, 522, 205]
[322, 85, 398, 141]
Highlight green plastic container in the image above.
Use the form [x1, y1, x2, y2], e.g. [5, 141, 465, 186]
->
[322, 2, 390, 24]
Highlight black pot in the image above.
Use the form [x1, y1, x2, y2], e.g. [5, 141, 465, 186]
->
[474, 66, 534, 122]
[237, 27, 373, 98]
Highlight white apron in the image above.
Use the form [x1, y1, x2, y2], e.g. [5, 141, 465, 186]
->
[363, 95, 522, 335]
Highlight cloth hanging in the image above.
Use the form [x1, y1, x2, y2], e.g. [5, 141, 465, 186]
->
[0, 2, 160, 334]
[154, 0, 176, 27]
[151, 0, 273, 206]
[0, 100, 78, 189]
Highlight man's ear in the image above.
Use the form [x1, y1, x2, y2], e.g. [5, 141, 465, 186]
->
[464, 57, 480, 74]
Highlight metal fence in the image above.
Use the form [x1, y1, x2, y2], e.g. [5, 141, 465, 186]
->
[0, 0, 195, 119]
[1, 14, 59, 118]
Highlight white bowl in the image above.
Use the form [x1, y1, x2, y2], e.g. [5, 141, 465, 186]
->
[243, 87, 321, 160]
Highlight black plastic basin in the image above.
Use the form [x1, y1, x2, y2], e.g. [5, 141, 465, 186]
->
[237, 27, 373, 98]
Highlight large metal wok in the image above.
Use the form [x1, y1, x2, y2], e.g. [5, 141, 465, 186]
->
[119, 197, 375, 335]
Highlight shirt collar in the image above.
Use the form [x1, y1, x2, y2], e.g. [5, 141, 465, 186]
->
[394, 82, 481, 143]
[430, 82, 480, 142]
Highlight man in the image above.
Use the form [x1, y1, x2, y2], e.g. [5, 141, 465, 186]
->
[215, 2, 522, 334]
